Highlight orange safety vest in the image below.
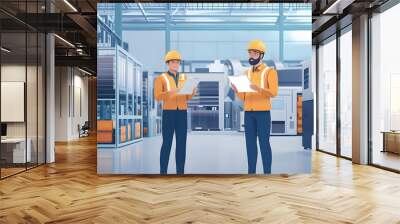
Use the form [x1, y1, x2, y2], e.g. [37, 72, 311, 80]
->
[154, 72, 195, 110]
[236, 63, 279, 111]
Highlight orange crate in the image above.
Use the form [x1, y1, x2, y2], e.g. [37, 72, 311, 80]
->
[127, 124, 132, 141]
[97, 132, 113, 143]
[98, 120, 113, 131]
[120, 126, 126, 142]
[297, 96, 303, 134]
[135, 122, 141, 139]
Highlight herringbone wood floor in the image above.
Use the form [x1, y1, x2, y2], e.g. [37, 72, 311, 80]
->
[1, 135, 400, 224]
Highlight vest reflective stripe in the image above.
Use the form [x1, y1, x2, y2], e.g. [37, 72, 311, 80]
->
[260, 67, 270, 88]
[162, 73, 170, 91]
[162, 73, 185, 91]
[247, 67, 270, 88]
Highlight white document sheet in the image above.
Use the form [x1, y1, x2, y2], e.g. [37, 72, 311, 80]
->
[228, 76, 255, 92]
[177, 78, 200, 94]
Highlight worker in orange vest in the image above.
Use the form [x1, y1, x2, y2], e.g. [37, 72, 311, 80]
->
[154, 50, 196, 174]
[231, 40, 279, 174]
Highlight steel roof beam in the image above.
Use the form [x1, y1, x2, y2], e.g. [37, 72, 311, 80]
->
[122, 23, 311, 31]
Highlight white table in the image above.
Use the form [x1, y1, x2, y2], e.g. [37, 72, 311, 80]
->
[1, 138, 31, 163]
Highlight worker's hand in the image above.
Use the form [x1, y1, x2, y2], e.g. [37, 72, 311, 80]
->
[168, 88, 179, 95]
[231, 84, 238, 93]
[192, 88, 198, 96]
[250, 84, 261, 92]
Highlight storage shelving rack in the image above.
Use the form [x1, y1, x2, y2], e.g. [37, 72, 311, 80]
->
[97, 46, 143, 148]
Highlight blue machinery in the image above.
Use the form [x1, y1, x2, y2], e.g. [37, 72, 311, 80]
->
[301, 62, 314, 149]
[270, 65, 303, 136]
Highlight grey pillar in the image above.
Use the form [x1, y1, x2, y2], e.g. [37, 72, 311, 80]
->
[352, 14, 369, 164]
[46, 1, 55, 163]
[46, 33, 55, 163]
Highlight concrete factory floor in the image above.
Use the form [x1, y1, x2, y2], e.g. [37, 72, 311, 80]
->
[98, 131, 311, 174]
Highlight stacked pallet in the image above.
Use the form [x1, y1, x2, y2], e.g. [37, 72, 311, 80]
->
[297, 95, 303, 134]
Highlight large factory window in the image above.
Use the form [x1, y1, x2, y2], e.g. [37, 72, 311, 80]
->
[170, 31, 280, 61]
[284, 31, 311, 61]
[370, 3, 400, 171]
[317, 35, 337, 155]
[339, 27, 352, 159]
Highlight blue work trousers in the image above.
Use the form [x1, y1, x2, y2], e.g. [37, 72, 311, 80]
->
[160, 110, 187, 174]
[244, 111, 272, 174]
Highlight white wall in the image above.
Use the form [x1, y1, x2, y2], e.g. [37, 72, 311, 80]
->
[122, 31, 165, 73]
[1, 65, 39, 137]
[1, 63, 46, 164]
[1, 64, 26, 82]
[55, 67, 69, 141]
[54, 67, 89, 141]
[1, 65, 26, 138]
[72, 73, 89, 138]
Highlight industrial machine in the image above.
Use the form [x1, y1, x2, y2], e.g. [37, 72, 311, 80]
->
[270, 87, 302, 135]
[301, 61, 314, 149]
[270, 66, 305, 135]
[185, 72, 227, 131]
[179, 60, 241, 132]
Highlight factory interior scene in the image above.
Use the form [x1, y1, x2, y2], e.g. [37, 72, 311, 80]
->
[96, 3, 313, 174]
[1, 0, 400, 223]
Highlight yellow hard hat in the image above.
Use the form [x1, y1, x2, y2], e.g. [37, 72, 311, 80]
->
[164, 50, 181, 62]
[247, 40, 266, 53]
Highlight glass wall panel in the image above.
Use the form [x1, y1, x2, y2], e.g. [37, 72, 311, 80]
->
[38, 32, 45, 165]
[317, 36, 337, 154]
[26, 0, 42, 167]
[371, 3, 400, 171]
[0, 0, 46, 179]
[339, 28, 352, 158]
[1, 31, 28, 177]
[27, 30, 38, 169]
